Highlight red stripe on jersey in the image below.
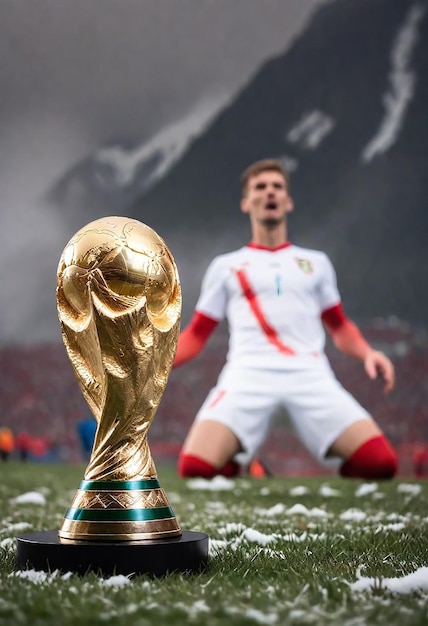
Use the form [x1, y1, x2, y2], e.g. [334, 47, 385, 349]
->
[234, 269, 295, 355]
[207, 389, 226, 409]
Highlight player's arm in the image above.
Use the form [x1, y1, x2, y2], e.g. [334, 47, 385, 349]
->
[321, 303, 395, 393]
[173, 311, 218, 368]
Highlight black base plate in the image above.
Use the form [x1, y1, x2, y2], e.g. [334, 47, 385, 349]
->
[16, 530, 209, 577]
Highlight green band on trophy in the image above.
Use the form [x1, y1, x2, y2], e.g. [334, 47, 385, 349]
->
[78, 479, 161, 491]
[65, 506, 176, 522]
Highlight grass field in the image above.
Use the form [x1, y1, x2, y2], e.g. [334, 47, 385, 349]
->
[1, 461, 428, 625]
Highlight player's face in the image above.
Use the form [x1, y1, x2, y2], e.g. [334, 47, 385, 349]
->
[240, 171, 293, 225]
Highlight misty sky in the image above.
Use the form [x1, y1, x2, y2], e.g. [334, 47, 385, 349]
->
[0, 0, 327, 345]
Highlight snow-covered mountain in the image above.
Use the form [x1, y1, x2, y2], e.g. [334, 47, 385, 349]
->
[49, 0, 428, 327]
[47, 94, 233, 229]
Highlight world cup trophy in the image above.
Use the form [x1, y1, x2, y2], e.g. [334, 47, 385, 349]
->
[16, 216, 208, 576]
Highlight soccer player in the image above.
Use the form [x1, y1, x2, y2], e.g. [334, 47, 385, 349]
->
[174, 159, 397, 480]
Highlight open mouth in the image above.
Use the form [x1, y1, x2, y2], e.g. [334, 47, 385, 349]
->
[265, 202, 277, 210]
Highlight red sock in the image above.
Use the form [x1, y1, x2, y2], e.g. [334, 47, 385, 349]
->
[178, 453, 240, 478]
[340, 435, 398, 479]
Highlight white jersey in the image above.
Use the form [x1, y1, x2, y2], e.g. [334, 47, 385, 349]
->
[195, 243, 341, 367]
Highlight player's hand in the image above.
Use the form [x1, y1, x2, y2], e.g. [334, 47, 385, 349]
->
[364, 349, 395, 394]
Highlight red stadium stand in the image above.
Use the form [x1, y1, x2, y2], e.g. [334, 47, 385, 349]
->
[1, 318, 427, 475]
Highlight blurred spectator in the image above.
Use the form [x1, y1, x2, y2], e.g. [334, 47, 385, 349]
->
[0, 427, 15, 461]
[16, 431, 32, 461]
[29, 436, 50, 459]
[77, 416, 97, 459]
[413, 445, 428, 478]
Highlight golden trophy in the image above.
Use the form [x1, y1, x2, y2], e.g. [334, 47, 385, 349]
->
[16, 216, 209, 576]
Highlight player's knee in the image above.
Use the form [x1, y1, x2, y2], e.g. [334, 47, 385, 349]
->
[340, 435, 398, 480]
[178, 453, 240, 478]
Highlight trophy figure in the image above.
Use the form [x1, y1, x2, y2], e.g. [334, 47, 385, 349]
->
[16, 216, 209, 575]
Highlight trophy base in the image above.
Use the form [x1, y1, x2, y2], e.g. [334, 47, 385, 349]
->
[16, 530, 209, 577]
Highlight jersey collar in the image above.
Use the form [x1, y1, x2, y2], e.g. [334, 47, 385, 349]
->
[246, 241, 292, 252]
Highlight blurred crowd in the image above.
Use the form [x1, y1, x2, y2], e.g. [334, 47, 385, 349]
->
[0, 426, 51, 462]
[1, 318, 427, 476]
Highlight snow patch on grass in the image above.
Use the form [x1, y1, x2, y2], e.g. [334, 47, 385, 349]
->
[350, 567, 428, 594]
[10, 491, 47, 505]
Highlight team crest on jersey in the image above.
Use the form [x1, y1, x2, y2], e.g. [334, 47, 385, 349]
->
[295, 257, 313, 274]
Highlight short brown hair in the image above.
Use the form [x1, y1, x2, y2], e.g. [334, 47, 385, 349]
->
[240, 159, 289, 196]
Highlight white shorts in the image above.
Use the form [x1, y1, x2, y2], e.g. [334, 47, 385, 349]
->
[195, 358, 371, 467]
